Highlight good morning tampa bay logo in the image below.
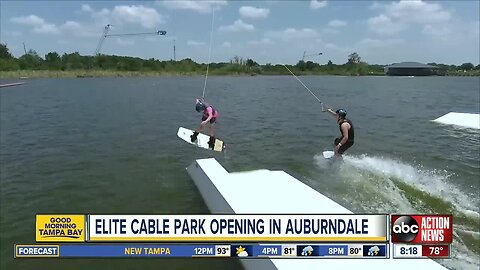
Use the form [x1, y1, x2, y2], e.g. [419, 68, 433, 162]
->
[36, 215, 84, 242]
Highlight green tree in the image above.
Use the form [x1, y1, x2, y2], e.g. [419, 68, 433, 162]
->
[347, 52, 361, 64]
[45, 52, 61, 70]
[2, 42, 477, 76]
[18, 49, 43, 70]
[246, 58, 258, 67]
[0, 43, 14, 59]
[0, 59, 19, 71]
[296, 60, 306, 71]
[143, 58, 159, 71]
[460, 63, 474, 70]
[356, 62, 369, 75]
[305, 61, 318, 71]
[62, 52, 84, 70]
[0, 44, 19, 71]
[177, 58, 198, 72]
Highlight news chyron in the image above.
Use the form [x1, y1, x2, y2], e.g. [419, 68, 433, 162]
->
[13, 214, 452, 259]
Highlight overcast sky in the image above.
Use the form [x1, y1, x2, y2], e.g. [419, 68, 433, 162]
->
[1, 0, 479, 65]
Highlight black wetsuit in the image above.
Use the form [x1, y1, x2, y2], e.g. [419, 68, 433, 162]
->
[334, 119, 354, 154]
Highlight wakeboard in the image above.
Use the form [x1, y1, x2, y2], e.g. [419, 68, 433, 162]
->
[322, 151, 335, 159]
[177, 127, 226, 152]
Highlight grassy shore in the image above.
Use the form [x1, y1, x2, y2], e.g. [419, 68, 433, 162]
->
[1, 69, 478, 78]
[0, 70, 206, 78]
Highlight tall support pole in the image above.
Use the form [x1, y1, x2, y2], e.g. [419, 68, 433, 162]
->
[95, 24, 111, 55]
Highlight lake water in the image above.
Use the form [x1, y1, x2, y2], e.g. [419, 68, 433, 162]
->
[1, 76, 479, 270]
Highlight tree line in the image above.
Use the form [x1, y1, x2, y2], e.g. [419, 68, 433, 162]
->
[1, 43, 478, 76]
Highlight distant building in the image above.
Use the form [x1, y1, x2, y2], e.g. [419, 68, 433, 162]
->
[384, 62, 438, 76]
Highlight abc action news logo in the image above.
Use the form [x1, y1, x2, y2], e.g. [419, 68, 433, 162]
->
[391, 215, 453, 244]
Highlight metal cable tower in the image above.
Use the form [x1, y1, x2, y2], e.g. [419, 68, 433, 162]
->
[94, 24, 167, 55]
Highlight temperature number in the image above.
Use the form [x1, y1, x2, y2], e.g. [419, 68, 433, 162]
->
[217, 247, 228, 255]
[429, 246, 444, 255]
[349, 247, 361, 254]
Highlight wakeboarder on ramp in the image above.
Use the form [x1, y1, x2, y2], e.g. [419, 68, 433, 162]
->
[186, 158, 447, 270]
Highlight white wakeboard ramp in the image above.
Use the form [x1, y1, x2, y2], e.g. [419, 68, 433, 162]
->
[433, 112, 480, 129]
[186, 158, 447, 270]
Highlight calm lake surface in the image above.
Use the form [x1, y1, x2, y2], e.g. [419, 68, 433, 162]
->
[1, 76, 479, 270]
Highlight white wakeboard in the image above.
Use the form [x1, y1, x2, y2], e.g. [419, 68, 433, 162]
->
[323, 151, 335, 159]
[177, 127, 226, 152]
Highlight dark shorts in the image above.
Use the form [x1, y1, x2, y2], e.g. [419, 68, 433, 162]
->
[202, 116, 217, 124]
[334, 137, 354, 154]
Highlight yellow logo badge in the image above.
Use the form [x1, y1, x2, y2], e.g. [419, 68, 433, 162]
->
[36, 215, 85, 242]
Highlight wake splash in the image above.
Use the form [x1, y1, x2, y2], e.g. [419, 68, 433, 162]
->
[343, 154, 479, 216]
[313, 153, 480, 270]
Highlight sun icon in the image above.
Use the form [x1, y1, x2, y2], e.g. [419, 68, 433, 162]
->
[236, 246, 245, 255]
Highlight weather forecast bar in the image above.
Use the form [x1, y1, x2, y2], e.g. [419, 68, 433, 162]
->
[15, 244, 223, 258]
[14, 244, 389, 258]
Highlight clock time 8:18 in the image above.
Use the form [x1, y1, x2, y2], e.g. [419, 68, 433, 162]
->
[400, 246, 418, 255]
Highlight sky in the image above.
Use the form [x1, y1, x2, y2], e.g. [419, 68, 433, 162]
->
[1, 0, 479, 65]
